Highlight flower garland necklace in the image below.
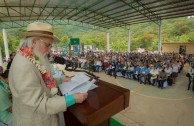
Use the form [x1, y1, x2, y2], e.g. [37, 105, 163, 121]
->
[17, 47, 58, 95]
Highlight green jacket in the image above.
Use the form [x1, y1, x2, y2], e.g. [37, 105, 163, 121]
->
[0, 81, 12, 124]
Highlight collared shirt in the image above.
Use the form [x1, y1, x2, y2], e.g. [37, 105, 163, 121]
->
[140, 68, 149, 74]
[165, 67, 172, 76]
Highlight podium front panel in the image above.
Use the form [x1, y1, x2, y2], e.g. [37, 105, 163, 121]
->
[64, 79, 130, 126]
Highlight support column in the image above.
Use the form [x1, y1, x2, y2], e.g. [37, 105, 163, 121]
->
[2, 29, 9, 60]
[158, 22, 162, 54]
[127, 29, 131, 52]
[0, 48, 3, 66]
[107, 32, 110, 52]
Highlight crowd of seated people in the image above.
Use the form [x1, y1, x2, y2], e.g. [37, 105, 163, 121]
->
[49, 50, 193, 90]
[81, 51, 185, 89]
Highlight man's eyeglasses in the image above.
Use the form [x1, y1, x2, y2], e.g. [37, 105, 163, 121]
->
[39, 39, 52, 48]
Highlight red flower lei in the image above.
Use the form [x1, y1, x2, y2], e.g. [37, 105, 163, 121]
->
[18, 47, 55, 89]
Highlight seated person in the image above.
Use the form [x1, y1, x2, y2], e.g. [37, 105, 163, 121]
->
[125, 65, 134, 79]
[164, 64, 173, 85]
[139, 65, 149, 84]
[94, 59, 102, 72]
[104, 61, 110, 74]
[171, 63, 179, 84]
[121, 62, 128, 77]
[83, 61, 88, 70]
[0, 70, 12, 126]
[149, 66, 159, 86]
[133, 65, 141, 81]
[115, 62, 123, 77]
[158, 69, 167, 88]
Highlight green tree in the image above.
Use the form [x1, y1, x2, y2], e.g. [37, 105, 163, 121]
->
[188, 32, 194, 42]
[110, 40, 127, 51]
[59, 34, 69, 46]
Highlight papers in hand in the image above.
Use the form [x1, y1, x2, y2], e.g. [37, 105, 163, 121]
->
[58, 73, 98, 95]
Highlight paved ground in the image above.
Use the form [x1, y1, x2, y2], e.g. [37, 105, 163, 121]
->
[55, 64, 194, 126]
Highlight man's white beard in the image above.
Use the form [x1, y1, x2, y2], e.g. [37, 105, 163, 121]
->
[33, 46, 51, 73]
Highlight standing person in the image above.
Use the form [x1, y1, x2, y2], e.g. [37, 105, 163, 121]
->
[9, 22, 88, 126]
[6, 52, 16, 70]
[188, 63, 194, 91]
[0, 70, 12, 126]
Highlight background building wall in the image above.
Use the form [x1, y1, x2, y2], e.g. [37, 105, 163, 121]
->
[186, 45, 194, 54]
[162, 44, 179, 53]
[162, 43, 194, 54]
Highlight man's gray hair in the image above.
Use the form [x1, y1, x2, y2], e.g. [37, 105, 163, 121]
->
[19, 37, 52, 73]
[19, 37, 39, 48]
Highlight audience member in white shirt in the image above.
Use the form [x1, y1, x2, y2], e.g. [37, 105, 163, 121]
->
[149, 66, 159, 86]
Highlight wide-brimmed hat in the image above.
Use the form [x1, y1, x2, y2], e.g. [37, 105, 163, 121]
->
[21, 22, 60, 42]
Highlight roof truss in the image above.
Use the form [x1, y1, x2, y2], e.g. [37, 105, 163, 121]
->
[0, 0, 194, 29]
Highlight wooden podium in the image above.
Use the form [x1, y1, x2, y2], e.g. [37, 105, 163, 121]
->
[64, 79, 130, 126]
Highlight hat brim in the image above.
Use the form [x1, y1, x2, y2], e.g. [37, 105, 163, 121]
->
[21, 32, 60, 42]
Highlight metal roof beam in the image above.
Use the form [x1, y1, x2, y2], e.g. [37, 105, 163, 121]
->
[119, 0, 161, 25]
[3, 0, 11, 21]
[74, 1, 118, 21]
[69, 2, 131, 29]
[53, 0, 77, 20]
[9, 7, 25, 16]
[111, 0, 192, 22]
[157, 8, 194, 17]
[81, 1, 137, 23]
[0, 11, 8, 17]
[0, 20, 107, 31]
[60, 0, 92, 20]
[159, 11, 194, 19]
[0, 22, 12, 29]
[90, 17, 128, 29]
[83, 0, 160, 23]
[0, 15, 65, 18]
[67, 0, 105, 19]
[29, 0, 37, 20]
[20, 0, 21, 21]
[92, 15, 129, 28]
[26, 7, 40, 16]
[45, 0, 67, 20]
[37, 0, 51, 20]
[110, 3, 194, 24]
[83, 0, 160, 25]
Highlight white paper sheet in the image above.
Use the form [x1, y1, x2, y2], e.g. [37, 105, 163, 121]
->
[71, 73, 90, 84]
[67, 79, 97, 95]
[58, 73, 91, 95]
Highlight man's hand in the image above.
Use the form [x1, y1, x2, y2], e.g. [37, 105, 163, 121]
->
[74, 93, 88, 103]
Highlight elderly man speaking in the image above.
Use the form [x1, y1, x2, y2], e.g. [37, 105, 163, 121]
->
[9, 22, 88, 126]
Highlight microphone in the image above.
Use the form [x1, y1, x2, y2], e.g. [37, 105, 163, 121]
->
[54, 56, 66, 65]
[54, 56, 99, 81]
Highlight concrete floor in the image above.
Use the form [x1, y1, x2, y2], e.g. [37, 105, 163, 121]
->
[56, 64, 194, 126]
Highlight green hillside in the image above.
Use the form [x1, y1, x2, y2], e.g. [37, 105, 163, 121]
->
[0, 17, 194, 56]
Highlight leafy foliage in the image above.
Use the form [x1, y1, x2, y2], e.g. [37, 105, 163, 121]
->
[1, 17, 194, 57]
